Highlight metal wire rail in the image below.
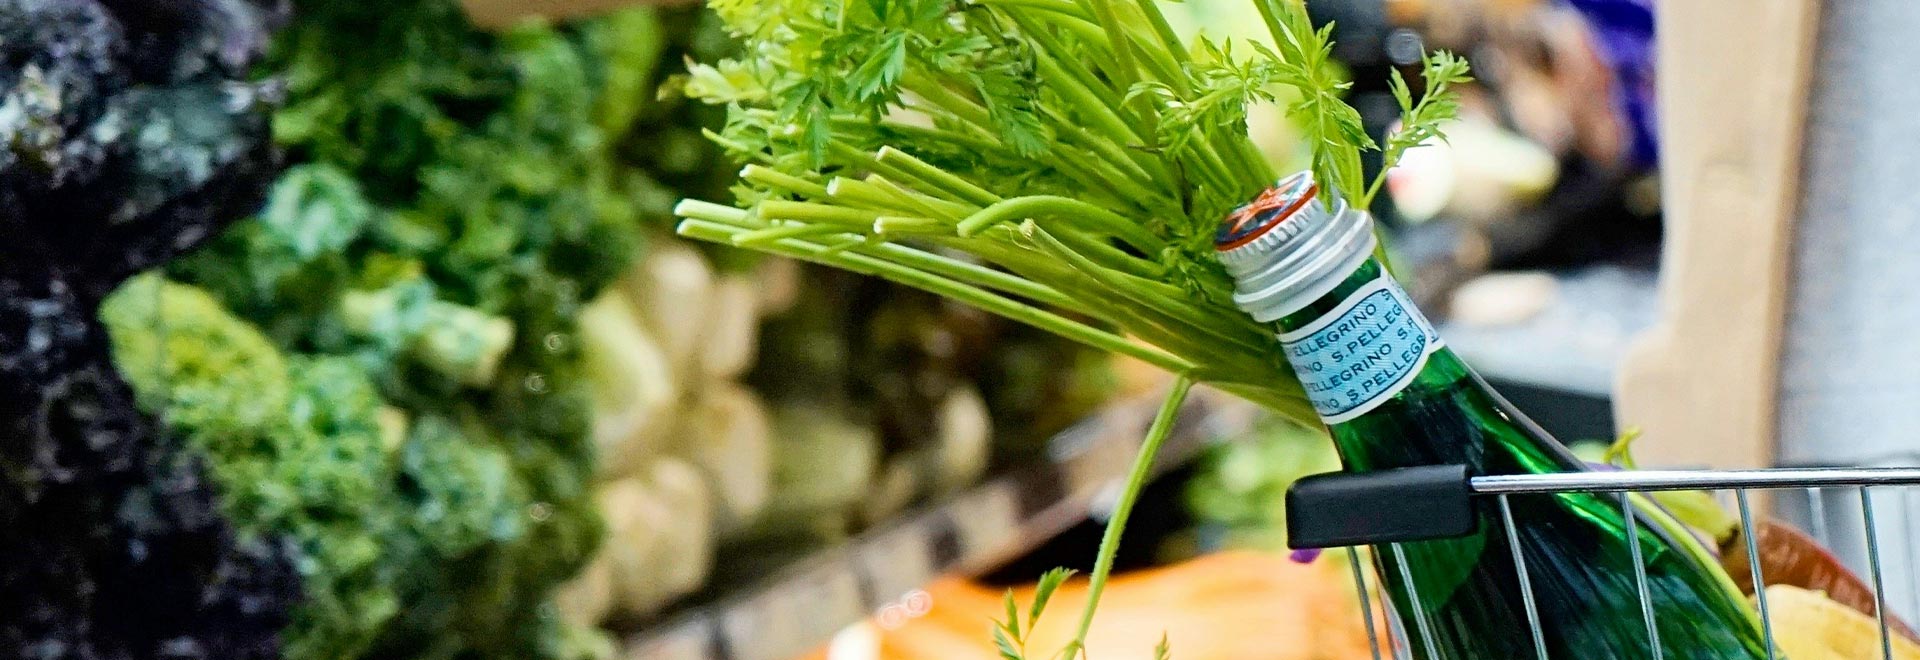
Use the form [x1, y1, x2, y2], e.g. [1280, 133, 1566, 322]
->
[1290, 466, 1920, 660]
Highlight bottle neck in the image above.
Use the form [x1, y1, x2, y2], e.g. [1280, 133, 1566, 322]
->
[1271, 257, 1458, 427]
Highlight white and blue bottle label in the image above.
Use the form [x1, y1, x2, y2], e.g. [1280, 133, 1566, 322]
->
[1277, 274, 1444, 424]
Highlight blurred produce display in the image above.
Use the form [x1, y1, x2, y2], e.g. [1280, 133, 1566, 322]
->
[557, 238, 780, 628]
[0, 1, 300, 657]
[558, 243, 1116, 634]
[1184, 418, 1341, 552]
[96, 0, 681, 657]
[56, 2, 1118, 657]
[711, 266, 1116, 581]
[1376, 0, 1661, 273]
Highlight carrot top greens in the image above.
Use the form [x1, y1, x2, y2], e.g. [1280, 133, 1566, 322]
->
[674, 0, 1470, 655]
[678, 0, 1466, 420]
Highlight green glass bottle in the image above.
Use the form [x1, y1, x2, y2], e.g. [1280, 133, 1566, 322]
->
[1214, 172, 1767, 659]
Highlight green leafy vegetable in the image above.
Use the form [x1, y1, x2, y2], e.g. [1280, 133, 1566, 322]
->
[117, 1, 690, 658]
[1370, 50, 1472, 208]
[102, 276, 402, 660]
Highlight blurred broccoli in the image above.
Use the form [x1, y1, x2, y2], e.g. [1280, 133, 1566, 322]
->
[103, 273, 613, 660]
[150, 1, 658, 658]
[338, 278, 517, 387]
[103, 276, 402, 659]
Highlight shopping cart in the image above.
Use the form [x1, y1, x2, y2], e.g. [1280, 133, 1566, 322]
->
[1289, 465, 1920, 660]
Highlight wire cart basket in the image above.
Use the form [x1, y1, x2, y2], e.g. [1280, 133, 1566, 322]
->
[1289, 465, 1920, 660]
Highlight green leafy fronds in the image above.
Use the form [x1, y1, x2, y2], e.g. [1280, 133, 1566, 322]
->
[992, 621, 1026, 660]
[991, 566, 1073, 660]
[1029, 567, 1075, 629]
[993, 591, 1027, 660]
[1253, 0, 1371, 207]
[1125, 37, 1285, 161]
[1363, 49, 1472, 208]
[990, 564, 1082, 656]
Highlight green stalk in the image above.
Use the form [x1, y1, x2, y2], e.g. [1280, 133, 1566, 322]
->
[862, 175, 976, 221]
[982, 0, 1110, 44]
[1050, 228, 1166, 280]
[1010, 10, 1148, 135]
[825, 176, 919, 212]
[1077, 0, 1142, 94]
[1227, 130, 1279, 188]
[1209, 380, 1317, 423]
[1118, 24, 1185, 92]
[1042, 148, 1176, 219]
[757, 199, 887, 226]
[875, 145, 1004, 207]
[681, 203, 1176, 362]
[701, 128, 778, 167]
[1026, 224, 1271, 358]
[902, 72, 1168, 190]
[732, 224, 847, 246]
[856, 240, 1093, 314]
[1062, 377, 1193, 660]
[871, 215, 949, 235]
[741, 164, 830, 199]
[897, 76, 1019, 143]
[674, 199, 760, 226]
[1251, 0, 1292, 62]
[1127, 0, 1190, 70]
[827, 142, 980, 208]
[979, 0, 1093, 20]
[957, 195, 1162, 251]
[1177, 131, 1247, 199]
[676, 218, 1193, 374]
[865, 119, 1009, 157]
[1044, 112, 1173, 189]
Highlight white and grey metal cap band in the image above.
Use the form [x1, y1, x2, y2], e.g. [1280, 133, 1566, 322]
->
[1214, 171, 1379, 323]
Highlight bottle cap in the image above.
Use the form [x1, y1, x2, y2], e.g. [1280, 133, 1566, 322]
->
[1215, 171, 1378, 323]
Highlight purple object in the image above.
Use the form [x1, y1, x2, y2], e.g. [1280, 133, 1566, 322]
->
[1562, 0, 1658, 170]
[1290, 548, 1324, 563]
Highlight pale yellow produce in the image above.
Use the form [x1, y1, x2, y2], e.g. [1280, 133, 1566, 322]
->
[753, 256, 801, 316]
[668, 380, 772, 534]
[699, 275, 760, 380]
[638, 458, 715, 613]
[579, 293, 677, 478]
[622, 240, 712, 380]
[761, 405, 881, 536]
[596, 477, 668, 619]
[1768, 584, 1920, 660]
[551, 552, 617, 627]
[924, 385, 991, 496]
[596, 460, 718, 620]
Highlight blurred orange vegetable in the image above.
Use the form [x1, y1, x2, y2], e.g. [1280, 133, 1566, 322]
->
[811, 551, 1382, 660]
